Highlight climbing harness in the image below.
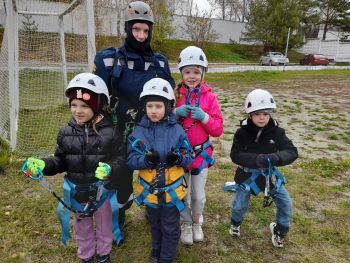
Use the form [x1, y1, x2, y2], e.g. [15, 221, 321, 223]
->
[223, 158, 286, 207]
[122, 108, 138, 142]
[128, 136, 189, 211]
[190, 139, 215, 175]
[21, 161, 123, 246]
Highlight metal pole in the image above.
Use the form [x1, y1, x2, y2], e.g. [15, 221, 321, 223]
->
[59, 16, 68, 89]
[85, 0, 96, 72]
[6, 0, 19, 150]
[283, 27, 291, 72]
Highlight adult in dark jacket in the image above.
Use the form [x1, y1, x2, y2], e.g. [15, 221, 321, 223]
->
[25, 73, 126, 263]
[93, 1, 176, 227]
[228, 88, 298, 249]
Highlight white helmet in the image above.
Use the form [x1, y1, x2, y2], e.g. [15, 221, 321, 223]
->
[125, 1, 154, 24]
[244, 88, 276, 114]
[140, 78, 175, 107]
[66, 73, 110, 105]
[177, 46, 208, 71]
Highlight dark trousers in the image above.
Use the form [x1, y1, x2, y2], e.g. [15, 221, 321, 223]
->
[146, 205, 180, 263]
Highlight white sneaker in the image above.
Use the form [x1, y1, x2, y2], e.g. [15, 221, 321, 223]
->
[181, 224, 193, 245]
[229, 224, 240, 237]
[269, 222, 284, 248]
[193, 223, 204, 242]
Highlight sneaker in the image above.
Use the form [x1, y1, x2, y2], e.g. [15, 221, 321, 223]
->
[96, 254, 111, 263]
[229, 224, 240, 237]
[149, 256, 158, 263]
[180, 224, 193, 245]
[269, 222, 284, 248]
[193, 223, 204, 242]
[81, 257, 94, 263]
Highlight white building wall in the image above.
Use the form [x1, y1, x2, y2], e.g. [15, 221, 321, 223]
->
[171, 15, 246, 43]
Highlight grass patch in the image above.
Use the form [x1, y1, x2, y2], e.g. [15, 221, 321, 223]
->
[1, 158, 349, 262]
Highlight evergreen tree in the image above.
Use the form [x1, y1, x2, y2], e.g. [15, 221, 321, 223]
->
[22, 12, 39, 33]
[241, 0, 305, 51]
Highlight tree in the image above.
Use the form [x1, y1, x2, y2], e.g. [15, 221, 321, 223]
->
[179, 6, 220, 48]
[22, 11, 39, 33]
[312, 0, 350, 40]
[242, 0, 304, 51]
[149, 0, 174, 52]
[208, 0, 251, 21]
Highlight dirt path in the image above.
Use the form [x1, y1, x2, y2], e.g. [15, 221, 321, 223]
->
[211, 77, 350, 163]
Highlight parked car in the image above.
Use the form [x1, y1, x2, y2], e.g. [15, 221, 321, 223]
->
[259, 52, 289, 66]
[300, 54, 330, 66]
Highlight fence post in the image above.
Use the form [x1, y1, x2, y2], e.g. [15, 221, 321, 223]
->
[6, 0, 19, 150]
[85, 0, 96, 72]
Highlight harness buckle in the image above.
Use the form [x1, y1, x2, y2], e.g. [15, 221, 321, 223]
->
[263, 196, 273, 207]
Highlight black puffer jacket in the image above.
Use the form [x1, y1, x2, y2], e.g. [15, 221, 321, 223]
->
[230, 117, 298, 192]
[42, 114, 127, 188]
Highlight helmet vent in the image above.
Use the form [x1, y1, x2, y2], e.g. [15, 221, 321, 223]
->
[88, 79, 96, 86]
[135, 10, 140, 14]
[247, 102, 252, 108]
[270, 98, 275, 103]
[163, 86, 169, 93]
[199, 55, 204, 61]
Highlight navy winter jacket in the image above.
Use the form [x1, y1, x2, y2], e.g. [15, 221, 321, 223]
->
[127, 113, 193, 181]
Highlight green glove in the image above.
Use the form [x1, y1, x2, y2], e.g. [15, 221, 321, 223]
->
[95, 162, 111, 180]
[27, 157, 45, 175]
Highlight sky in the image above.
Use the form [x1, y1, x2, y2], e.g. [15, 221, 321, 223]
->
[192, 0, 211, 12]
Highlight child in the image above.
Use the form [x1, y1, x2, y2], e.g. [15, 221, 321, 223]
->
[229, 88, 298, 248]
[127, 78, 194, 263]
[174, 46, 223, 245]
[25, 73, 126, 263]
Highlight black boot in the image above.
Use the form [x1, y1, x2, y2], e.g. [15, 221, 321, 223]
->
[96, 254, 111, 263]
[81, 257, 94, 263]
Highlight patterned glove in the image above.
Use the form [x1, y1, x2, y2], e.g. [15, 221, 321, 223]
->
[256, 153, 280, 168]
[191, 106, 206, 122]
[145, 150, 160, 166]
[175, 105, 191, 118]
[95, 162, 111, 180]
[27, 157, 45, 175]
[166, 151, 182, 166]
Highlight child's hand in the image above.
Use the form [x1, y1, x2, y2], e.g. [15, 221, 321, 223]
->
[256, 154, 280, 168]
[191, 106, 207, 122]
[27, 157, 45, 175]
[95, 162, 111, 180]
[175, 105, 191, 118]
[145, 150, 160, 166]
[166, 151, 182, 166]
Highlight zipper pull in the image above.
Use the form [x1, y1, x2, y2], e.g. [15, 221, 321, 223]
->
[85, 124, 89, 144]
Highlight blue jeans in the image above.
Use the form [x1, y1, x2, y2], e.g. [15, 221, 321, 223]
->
[230, 185, 292, 235]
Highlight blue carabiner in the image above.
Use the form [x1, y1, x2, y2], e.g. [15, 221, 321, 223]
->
[21, 160, 44, 181]
[130, 137, 151, 155]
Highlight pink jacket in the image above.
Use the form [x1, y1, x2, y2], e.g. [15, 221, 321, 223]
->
[176, 82, 223, 170]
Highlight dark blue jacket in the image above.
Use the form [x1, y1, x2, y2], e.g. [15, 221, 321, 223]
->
[127, 113, 193, 187]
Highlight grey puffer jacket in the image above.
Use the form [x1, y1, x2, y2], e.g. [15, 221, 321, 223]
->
[42, 114, 126, 188]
